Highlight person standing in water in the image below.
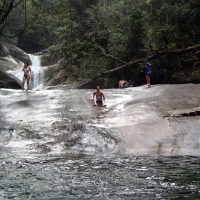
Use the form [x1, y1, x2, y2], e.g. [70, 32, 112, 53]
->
[144, 59, 151, 87]
[93, 86, 106, 107]
[22, 62, 31, 90]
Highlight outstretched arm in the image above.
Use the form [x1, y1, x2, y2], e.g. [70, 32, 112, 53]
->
[93, 92, 96, 99]
[102, 92, 105, 100]
[93, 92, 97, 106]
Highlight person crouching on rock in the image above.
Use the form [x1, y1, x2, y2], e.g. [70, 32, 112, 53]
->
[22, 62, 31, 91]
[93, 86, 106, 107]
[118, 77, 129, 88]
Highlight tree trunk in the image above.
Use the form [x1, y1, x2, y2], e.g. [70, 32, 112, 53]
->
[93, 44, 200, 80]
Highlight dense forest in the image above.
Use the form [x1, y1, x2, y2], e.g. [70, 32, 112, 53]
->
[1, 0, 200, 86]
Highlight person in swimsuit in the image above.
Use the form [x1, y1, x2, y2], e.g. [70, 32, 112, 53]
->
[118, 77, 129, 88]
[93, 86, 106, 107]
[144, 59, 151, 87]
[22, 62, 31, 90]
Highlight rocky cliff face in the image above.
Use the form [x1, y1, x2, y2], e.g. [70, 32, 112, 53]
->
[0, 43, 31, 70]
[0, 43, 26, 89]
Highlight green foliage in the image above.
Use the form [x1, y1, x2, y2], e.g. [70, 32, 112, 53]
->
[2, 0, 200, 83]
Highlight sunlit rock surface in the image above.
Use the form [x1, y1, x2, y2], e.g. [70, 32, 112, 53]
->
[0, 84, 200, 156]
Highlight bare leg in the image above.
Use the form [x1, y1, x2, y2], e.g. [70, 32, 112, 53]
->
[102, 99, 106, 107]
[147, 76, 151, 87]
[146, 75, 148, 85]
[27, 76, 31, 90]
[146, 76, 151, 87]
[93, 97, 97, 106]
[22, 76, 26, 90]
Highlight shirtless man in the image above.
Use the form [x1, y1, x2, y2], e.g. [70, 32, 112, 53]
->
[118, 77, 129, 88]
[22, 62, 31, 90]
[93, 86, 106, 107]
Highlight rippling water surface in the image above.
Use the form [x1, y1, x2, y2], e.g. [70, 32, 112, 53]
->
[0, 155, 200, 199]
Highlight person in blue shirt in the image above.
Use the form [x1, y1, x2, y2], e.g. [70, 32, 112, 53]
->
[144, 59, 151, 87]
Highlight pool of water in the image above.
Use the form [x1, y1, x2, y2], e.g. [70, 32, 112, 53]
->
[0, 154, 200, 199]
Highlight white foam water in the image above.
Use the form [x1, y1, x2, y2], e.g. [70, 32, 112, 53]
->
[28, 54, 44, 90]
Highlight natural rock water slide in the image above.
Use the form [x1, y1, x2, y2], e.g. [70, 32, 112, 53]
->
[1, 84, 200, 156]
[2, 45, 200, 200]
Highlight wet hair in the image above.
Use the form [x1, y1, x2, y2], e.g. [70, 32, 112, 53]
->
[24, 62, 29, 66]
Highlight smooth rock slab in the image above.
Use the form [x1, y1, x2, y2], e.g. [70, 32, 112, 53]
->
[0, 84, 200, 156]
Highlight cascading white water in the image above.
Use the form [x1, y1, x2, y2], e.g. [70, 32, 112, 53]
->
[28, 54, 44, 90]
[9, 54, 44, 90]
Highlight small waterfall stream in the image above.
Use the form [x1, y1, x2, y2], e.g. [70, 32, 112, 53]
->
[28, 54, 44, 90]
[9, 54, 44, 90]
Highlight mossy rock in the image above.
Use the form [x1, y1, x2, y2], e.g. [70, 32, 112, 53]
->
[171, 69, 200, 84]
[46, 66, 56, 79]
[44, 64, 72, 86]
[190, 69, 200, 83]
[36, 48, 60, 66]
[40, 55, 51, 66]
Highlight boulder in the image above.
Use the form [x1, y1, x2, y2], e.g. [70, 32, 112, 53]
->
[0, 43, 30, 71]
[35, 47, 60, 66]
[5, 43, 31, 64]
[43, 63, 69, 87]
[0, 69, 21, 89]
[0, 43, 10, 56]
[171, 69, 200, 84]
[0, 56, 19, 71]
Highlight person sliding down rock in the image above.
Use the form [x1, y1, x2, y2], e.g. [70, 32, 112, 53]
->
[93, 86, 106, 107]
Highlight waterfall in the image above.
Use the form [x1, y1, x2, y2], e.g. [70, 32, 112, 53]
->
[9, 54, 44, 90]
[28, 54, 44, 90]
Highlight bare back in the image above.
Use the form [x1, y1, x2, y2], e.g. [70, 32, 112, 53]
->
[119, 80, 128, 87]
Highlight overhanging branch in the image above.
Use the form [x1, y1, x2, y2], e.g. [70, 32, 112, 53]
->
[93, 44, 200, 80]
[101, 53, 126, 64]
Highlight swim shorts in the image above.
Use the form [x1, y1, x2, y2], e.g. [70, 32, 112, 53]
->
[96, 98, 103, 102]
[146, 73, 151, 77]
[119, 85, 127, 88]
